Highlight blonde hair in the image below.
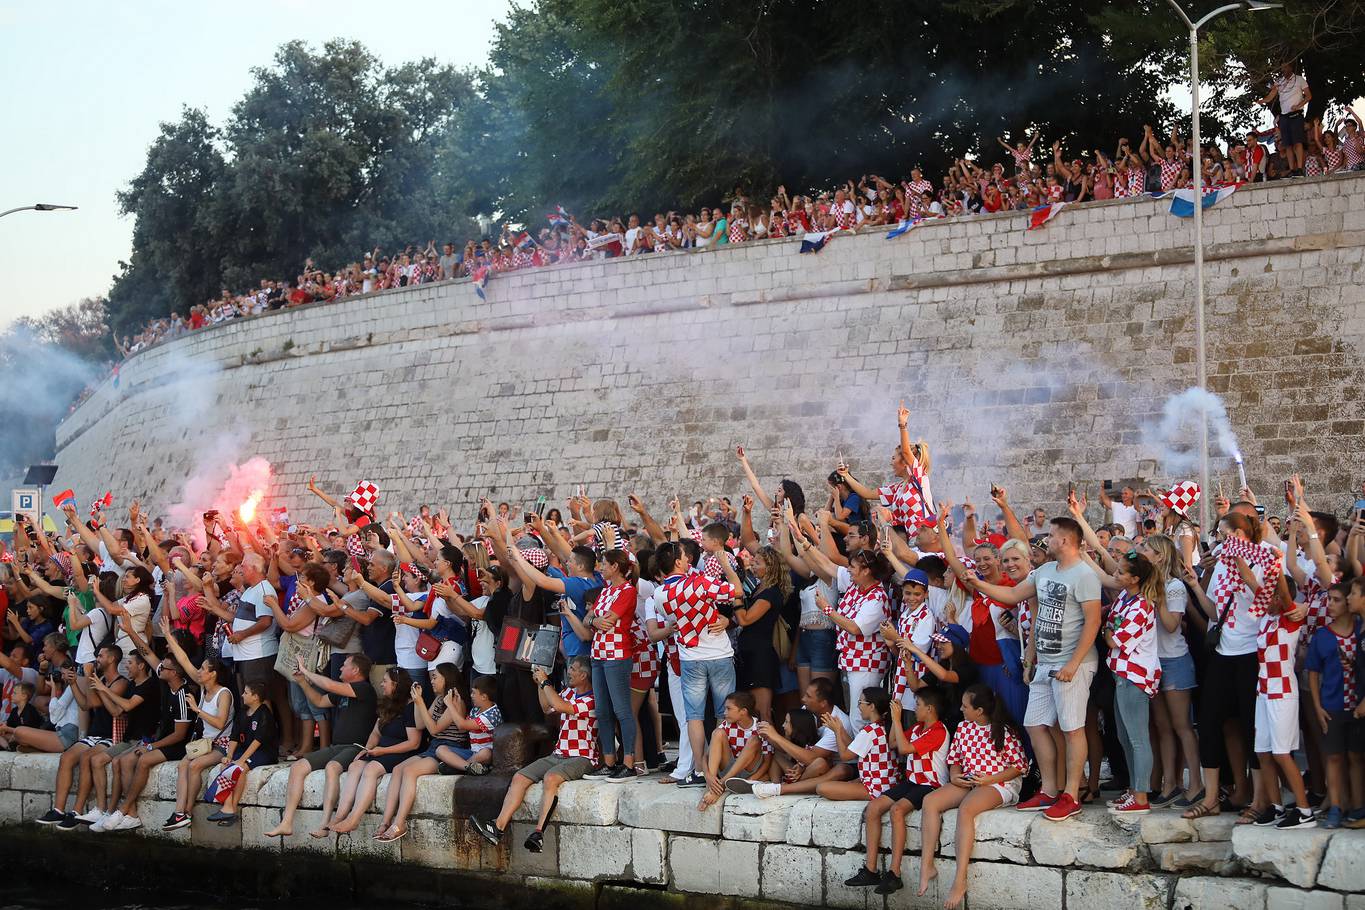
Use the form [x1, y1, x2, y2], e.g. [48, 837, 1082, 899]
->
[1143, 534, 1182, 581]
[755, 547, 791, 598]
[592, 498, 623, 525]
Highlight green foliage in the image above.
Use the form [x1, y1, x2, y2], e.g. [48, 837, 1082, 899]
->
[105, 5, 1365, 331]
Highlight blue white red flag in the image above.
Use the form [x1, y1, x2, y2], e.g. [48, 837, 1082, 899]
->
[1167, 183, 1241, 218]
[472, 266, 490, 300]
[52, 489, 76, 510]
[1027, 203, 1067, 231]
[547, 206, 570, 230]
[798, 229, 843, 254]
[512, 231, 536, 250]
[885, 218, 923, 240]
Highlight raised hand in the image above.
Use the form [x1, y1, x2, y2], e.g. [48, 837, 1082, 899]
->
[896, 402, 910, 429]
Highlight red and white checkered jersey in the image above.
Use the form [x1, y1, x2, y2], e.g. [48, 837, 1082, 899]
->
[590, 582, 640, 661]
[1257, 612, 1306, 699]
[1213, 536, 1284, 626]
[630, 630, 660, 688]
[553, 687, 599, 760]
[878, 459, 931, 531]
[1324, 146, 1345, 172]
[833, 201, 856, 230]
[904, 720, 950, 786]
[1127, 168, 1146, 195]
[1009, 147, 1032, 171]
[1305, 155, 1324, 178]
[1105, 593, 1161, 697]
[836, 582, 891, 675]
[850, 722, 900, 798]
[658, 571, 737, 648]
[728, 219, 747, 243]
[946, 720, 1028, 780]
[721, 718, 773, 759]
[1159, 157, 1184, 191]
[892, 600, 935, 701]
[1344, 133, 1364, 169]
[469, 704, 502, 752]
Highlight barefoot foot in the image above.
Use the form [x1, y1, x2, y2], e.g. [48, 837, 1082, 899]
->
[944, 881, 967, 909]
[917, 862, 938, 898]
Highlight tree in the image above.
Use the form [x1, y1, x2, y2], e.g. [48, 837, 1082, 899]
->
[108, 108, 227, 333]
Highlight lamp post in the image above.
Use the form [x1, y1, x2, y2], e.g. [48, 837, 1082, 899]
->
[1161, 0, 1280, 537]
[0, 203, 78, 219]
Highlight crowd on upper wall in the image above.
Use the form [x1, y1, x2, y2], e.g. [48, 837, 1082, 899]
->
[90, 84, 1363, 399]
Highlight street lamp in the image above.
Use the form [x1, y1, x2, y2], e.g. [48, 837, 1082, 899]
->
[1161, 0, 1280, 537]
[0, 203, 78, 218]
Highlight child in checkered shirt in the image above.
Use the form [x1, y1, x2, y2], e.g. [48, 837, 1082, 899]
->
[1251, 584, 1316, 829]
[847, 687, 949, 895]
[1306, 582, 1365, 828]
[697, 691, 772, 810]
[1100, 552, 1164, 816]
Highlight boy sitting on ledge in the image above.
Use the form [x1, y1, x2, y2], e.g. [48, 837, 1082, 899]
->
[469, 655, 597, 854]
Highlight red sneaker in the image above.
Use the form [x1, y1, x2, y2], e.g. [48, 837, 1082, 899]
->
[1016, 792, 1057, 812]
[1108, 793, 1151, 816]
[1043, 792, 1082, 822]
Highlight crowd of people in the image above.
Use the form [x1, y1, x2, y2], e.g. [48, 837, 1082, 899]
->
[3, 402, 1363, 909]
[103, 69, 1363, 370]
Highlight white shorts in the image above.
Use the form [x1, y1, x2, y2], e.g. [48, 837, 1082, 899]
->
[991, 779, 1023, 807]
[1254, 694, 1300, 755]
[1023, 660, 1097, 733]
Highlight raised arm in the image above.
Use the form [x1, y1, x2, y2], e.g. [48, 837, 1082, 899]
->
[1067, 490, 1119, 576]
[735, 446, 775, 511]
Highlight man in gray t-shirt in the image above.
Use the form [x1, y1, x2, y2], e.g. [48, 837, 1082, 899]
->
[960, 514, 1101, 819]
[1029, 560, 1101, 667]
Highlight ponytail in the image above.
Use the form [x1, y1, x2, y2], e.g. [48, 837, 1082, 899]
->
[861, 686, 894, 735]
[964, 682, 1015, 753]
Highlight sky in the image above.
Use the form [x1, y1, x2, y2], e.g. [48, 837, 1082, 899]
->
[0, 0, 511, 327]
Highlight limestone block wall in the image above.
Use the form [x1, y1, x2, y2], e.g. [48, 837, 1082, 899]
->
[53, 174, 1365, 525]
[1, 750, 1361, 909]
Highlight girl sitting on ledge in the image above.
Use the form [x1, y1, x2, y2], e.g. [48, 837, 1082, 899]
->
[319, 667, 420, 836]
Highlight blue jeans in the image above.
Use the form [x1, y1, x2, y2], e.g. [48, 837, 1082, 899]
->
[681, 658, 737, 723]
[1114, 673, 1154, 791]
[796, 627, 837, 673]
[592, 658, 636, 759]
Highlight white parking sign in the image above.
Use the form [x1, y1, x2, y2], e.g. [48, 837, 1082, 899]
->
[11, 488, 40, 527]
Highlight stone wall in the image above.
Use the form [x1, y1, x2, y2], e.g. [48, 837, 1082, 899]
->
[1, 749, 1361, 909]
[53, 174, 1365, 525]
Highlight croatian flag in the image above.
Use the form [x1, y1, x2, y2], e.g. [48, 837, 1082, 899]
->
[1027, 202, 1067, 231]
[52, 489, 76, 510]
[546, 206, 570, 230]
[472, 266, 490, 300]
[90, 490, 113, 517]
[798, 230, 838, 254]
[1168, 184, 1241, 218]
[885, 218, 923, 240]
[512, 231, 536, 250]
[111, 364, 120, 389]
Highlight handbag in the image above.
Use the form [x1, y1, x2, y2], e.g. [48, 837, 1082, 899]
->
[1203, 595, 1236, 655]
[772, 613, 794, 662]
[415, 631, 441, 662]
[185, 737, 211, 760]
[275, 629, 325, 677]
[316, 615, 357, 649]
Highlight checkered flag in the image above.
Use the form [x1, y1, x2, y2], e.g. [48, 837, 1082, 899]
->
[348, 481, 379, 515]
[1160, 481, 1200, 517]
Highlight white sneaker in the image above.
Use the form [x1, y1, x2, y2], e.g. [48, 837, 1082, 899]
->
[91, 810, 122, 832]
[74, 808, 105, 826]
[752, 782, 782, 799]
[115, 814, 142, 830]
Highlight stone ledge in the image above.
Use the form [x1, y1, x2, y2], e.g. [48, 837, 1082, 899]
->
[2, 750, 1363, 908]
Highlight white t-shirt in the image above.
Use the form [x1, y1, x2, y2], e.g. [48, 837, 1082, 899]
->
[48, 683, 78, 729]
[813, 705, 857, 758]
[470, 595, 496, 675]
[114, 594, 151, 664]
[1110, 502, 1139, 538]
[232, 581, 279, 661]
[1157, 578, 1190, 660]
[1276, 74, 1309, 115]
[76, 606, 114, 666]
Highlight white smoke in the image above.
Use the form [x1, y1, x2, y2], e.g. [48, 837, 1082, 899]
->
[1144, 386, 1243, 476]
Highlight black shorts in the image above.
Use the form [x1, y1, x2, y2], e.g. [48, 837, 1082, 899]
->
[1322, 710, 1365, 755]
[236, 656, 274, 686]
[882, 781, 935, 808]
[1279, 111, 1307, 147]
[158, 742, 187, 762]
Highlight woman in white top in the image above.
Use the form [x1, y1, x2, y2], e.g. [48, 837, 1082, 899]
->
[1141, 534, 1204, 807]
[161, 610, 234, 831]
[268, 562, 330, 757]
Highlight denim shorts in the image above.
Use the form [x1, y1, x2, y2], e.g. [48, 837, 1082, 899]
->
[681, 658, 737, 723]
[796, 627, 836, 673]
[1159, 652, 1197, 692]
[289, 680, 328, 721]
[57, 724, 79, 750]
